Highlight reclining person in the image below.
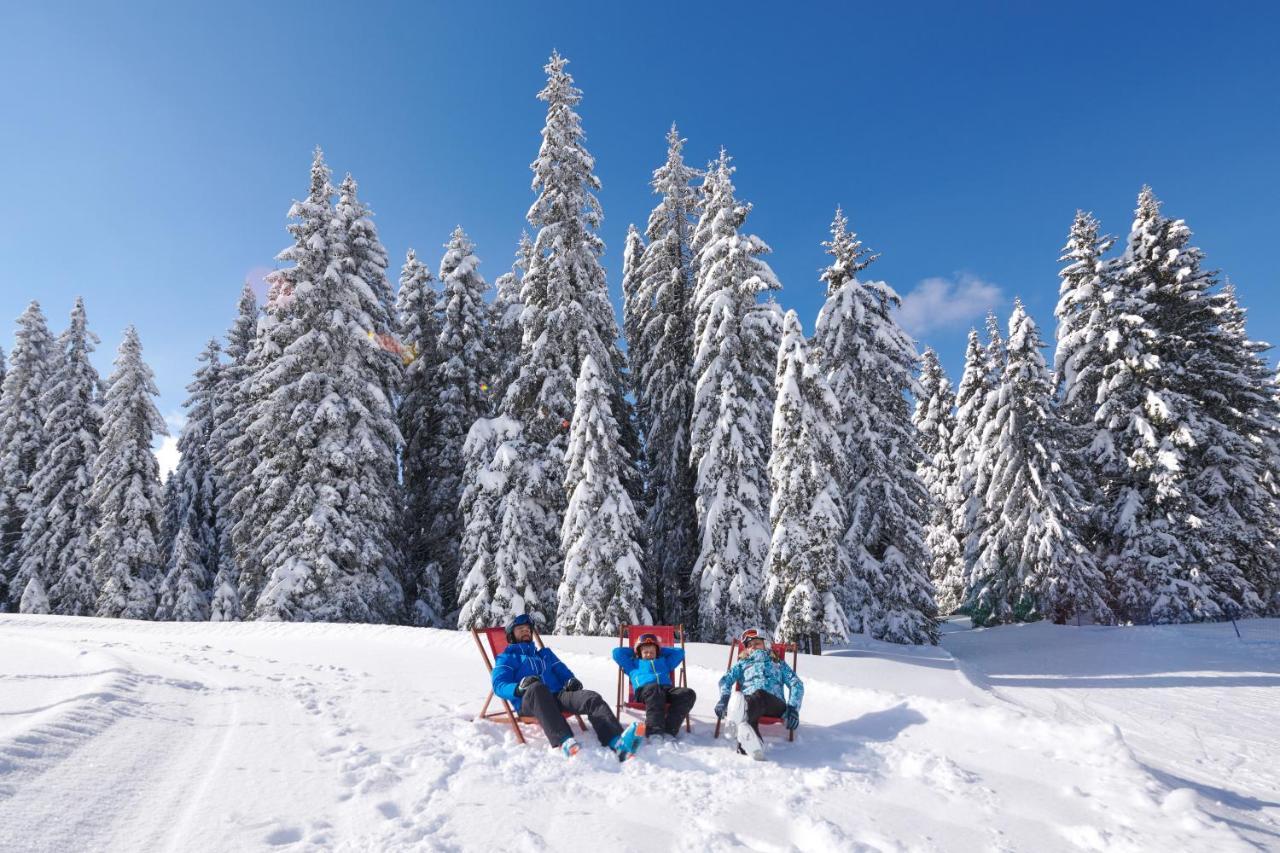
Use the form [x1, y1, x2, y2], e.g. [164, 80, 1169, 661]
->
[492, 614, 640, 759]
[714, 628, 803, 759]
[612, 632, 697, 740]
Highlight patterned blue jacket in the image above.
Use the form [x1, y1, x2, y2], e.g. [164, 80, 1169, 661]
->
[612, 646, 685, 690]
[491, 642, 574, 713]
[718, 649, 804, 709]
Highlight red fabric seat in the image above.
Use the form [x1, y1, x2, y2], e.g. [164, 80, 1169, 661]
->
[471, 626, 586, 745]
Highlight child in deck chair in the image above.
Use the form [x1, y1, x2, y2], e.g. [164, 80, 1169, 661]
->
[612, 633, 697, 740]
[714, 628, 804, 760]
[491, 614, 641, 760]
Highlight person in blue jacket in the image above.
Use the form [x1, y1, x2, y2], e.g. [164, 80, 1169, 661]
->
[714, 628, 803, 759]
[492, 614, 639, 759]
[612, 633, 697, 740]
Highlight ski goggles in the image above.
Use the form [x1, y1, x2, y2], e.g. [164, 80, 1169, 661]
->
[635, 633, 661, 650]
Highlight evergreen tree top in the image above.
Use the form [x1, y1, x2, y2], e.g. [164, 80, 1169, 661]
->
[529, 51, 601, 233]
[819, 207, 878, 295]
[440, 226, 479, 280]
[225, 283, 258, 363]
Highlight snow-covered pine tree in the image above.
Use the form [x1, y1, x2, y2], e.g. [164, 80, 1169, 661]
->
[1094, 187, 1214, 624]
[395, 247, 444, 624]
[0, 301, 54, 608]
[207, 284, 258, 622]
[687, 150, 778, 641]
[913, 348, 964, 615]
[969, 300, 1111, 626]
[486, 234, 530, 408]
[1185, 283, 1279, 618]
[13, 298, 102, 616]
[1051, 211, 1115, 561]
[155, 339, 222, 621]
[949, 330, 989, 607]
[556, 355, 649, 633]
[456, 416, 533, 628]
[476, 52, 629, 628]
[763, 311, 849, 652]
[621, 224, 648, 414]
[248, 160, 404, 623]
[961, 316, 1008, 602]
[635, 125, 701, 625]
[90, 326, 167, 619]
[814, 208, 936, 644]
[418, 226, 491, 623]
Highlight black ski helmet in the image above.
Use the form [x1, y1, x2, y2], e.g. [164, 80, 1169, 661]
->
[505, 613, 534, 644]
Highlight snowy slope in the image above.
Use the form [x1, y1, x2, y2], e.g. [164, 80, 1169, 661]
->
[0, 615, 1274, 852]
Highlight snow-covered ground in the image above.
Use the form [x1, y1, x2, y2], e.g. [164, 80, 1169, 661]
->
[0, 615, 1275, 852]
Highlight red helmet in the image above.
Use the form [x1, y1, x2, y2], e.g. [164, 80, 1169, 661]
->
[635, 632, 662, 654]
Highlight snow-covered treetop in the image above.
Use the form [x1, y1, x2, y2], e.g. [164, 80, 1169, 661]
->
[528, 51, 602, 237]
[819, 206, 878, 295]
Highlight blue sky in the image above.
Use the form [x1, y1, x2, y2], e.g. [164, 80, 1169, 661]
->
[3, 1, 1278, 466]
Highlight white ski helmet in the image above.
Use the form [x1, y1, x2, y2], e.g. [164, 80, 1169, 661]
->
[740, 627, 772, 648]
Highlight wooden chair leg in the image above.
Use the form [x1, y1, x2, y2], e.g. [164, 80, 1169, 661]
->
[576, 715, 588, 732]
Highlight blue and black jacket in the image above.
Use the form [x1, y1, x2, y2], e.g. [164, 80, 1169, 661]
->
[612, 646, 685, 691]
[491, 642, 575, 713]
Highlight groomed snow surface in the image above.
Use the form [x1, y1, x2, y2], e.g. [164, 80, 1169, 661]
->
[0, 616, 1276, 852]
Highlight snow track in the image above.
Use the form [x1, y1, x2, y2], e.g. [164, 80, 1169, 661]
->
[0, 615, 1272, 851]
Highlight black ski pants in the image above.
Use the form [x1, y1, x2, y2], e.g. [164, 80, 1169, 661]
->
[635, 683, 697, 736]
[520, 683, 623, 748]
[744, 690, 788, 737]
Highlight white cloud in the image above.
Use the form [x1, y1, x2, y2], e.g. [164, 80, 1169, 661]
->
[155, 436, 181, 482]
[895, 274, 1004, 338]
[154, 410, 187, 482]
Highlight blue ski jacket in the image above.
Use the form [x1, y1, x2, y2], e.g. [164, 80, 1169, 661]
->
[718, 649, 804, 709]
[491, 642, 575, 713]
[612, 646, 685, 690]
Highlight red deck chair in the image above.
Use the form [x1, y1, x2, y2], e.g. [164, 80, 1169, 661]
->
[613, 624, 693, 733]
[472, 625, 587, 745]
[712, 639, 800, 742]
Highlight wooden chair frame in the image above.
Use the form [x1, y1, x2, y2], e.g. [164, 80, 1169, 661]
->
[712, 640, 799, 742]
[472, 625, 587, 745]
[613, 624, 693, 733]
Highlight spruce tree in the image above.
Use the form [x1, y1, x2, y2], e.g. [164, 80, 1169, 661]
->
[555, 355, 649, 633]
[635, 125, 701, 625]
[475, 52, 628, 628]
[814, 209, 937, 643]
[688, 150, 778, 640]
[486, 234, 530, 407]
[248, 153, 404, 622]
[14, 298, 102, 616]
[156, 339, 222, 621]
[90, 326, 167, 619]
[1095, 188, 1216, 623]
[969, 301, 1111, 626]
[208, 284, 257, 621]
[1182, 283, 1278, 617]
[423, 226, 490, 622]
[949, 329, 989, 607]
[764, 311, 849, 652]
[0, 301, 55, 607]
[913, 348, 963, 615]
[396, 247, 443, 624]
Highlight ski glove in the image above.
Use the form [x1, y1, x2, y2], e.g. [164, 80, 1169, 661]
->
[714, 694, 729, 719]
[783, 705, 800, 730]
[516, 675, 542, 696]
[562, 677, 583, 692]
